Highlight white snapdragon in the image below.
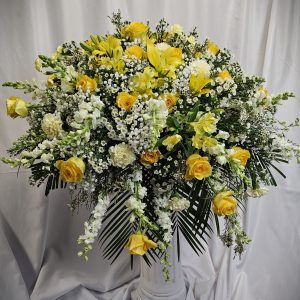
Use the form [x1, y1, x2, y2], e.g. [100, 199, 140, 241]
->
[40, 153, 54, 163]
[156, 210, 173, 243]
[247, 186, 268, 198]
[78, 194, 110, 259]
[189, 59, 211, 76]
[144, 99, 168, 147]
[125, 196, 146, 214]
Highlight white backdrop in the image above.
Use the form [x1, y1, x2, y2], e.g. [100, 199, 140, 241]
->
[0, 0, 299, 299]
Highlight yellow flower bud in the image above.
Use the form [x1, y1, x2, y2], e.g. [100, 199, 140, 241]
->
[35, 58, 42, 72]
[212, 191, 237, 216]
[126, 233, 157, 255]
[6, 96, 29, 118]
[46, 74, 56, 87]
[207, 40, 220, 55]
[218, 69, 232, 80]
[55, 157, 85, 183]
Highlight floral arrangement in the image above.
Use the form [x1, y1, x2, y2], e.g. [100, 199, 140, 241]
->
[2, 12, 299, 279]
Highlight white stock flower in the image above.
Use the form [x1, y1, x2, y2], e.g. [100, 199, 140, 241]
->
[41, 114, 63, 139]
[109, 143, 136, 168]
[40, 153, 54, 163]
[190, 59, 211, 76]
[155, 42, 171, 52]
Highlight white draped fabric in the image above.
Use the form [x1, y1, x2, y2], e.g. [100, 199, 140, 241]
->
[0, 0, 299, 299]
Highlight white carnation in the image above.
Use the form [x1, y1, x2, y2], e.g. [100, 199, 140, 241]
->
[109, 143, 136, 168]
[41, 114, 63, 139]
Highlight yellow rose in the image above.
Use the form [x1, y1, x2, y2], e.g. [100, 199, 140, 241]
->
[207, 40, 220, 55]
[76, 75, 97, 92]
[140, 149, 161, 166]
[212, 191, 237, 216]
[218, 69, 232, 80]
[55, 157, 85, 183]
[6, 96, 29, 118]
[122, 22, 148, 40]
[185, 154, 212, 180]
[126, 233, 157, 255]
[116, 92, 137, 111]
[162, 93, 178, 111]
[162, 134, 182, 151]
[125, 45, 144, 59]
[231, 146, 250, 167]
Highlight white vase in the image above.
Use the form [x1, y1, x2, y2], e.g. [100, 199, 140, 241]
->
[131, 237, 187, 300]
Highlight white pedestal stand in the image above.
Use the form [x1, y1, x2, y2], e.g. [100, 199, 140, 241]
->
[131, 239, 186, 300]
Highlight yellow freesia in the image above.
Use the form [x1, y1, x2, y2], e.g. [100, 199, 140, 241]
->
[93, 35, 123, 58]
[147, 42, 182, 78]
[191, 112, 218, 134]
[162, 134, 182, 151]
[130, 66, 157, 95]
[189, 71, 212, 95]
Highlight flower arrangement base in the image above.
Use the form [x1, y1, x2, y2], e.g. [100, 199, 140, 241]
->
[131, 242, 186, 300]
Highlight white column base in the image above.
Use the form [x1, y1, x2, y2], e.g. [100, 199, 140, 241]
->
[131, 238, 186, 300]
